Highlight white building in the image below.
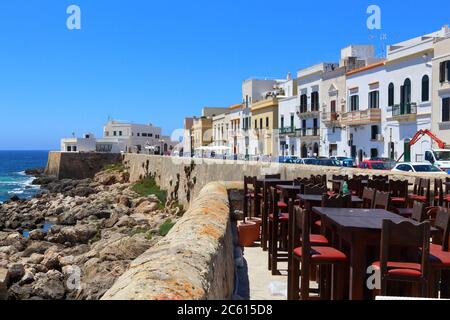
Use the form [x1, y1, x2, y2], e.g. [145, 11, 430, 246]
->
[61, 120, 176, 154]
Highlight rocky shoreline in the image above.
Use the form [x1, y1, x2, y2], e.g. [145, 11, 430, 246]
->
[0, 167, 183, 300]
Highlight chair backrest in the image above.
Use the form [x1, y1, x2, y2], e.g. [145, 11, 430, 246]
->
[373, 191, 390, 210]
[368, 179, 386, 192]
[411, 201, 426, 222]
[373, 175, 389, 182]
[333, 175, 348, 181]
[291, 201, 311, 266]
[310, 174, 327, 185]
[347, 179, 363, 197]
[434, 208, 450, 252]
[270, 186, 280, 221]
[413, 177, 422, 194]
[388, 180, 408, 198]
[322, 193, 351, 208]
[304, 184, 328, 196]
[434, 179, 444, 204]
[362, 188, 376, 209]
[380, 220, 430, 279]
[265, 174, 281, 180]
[354, 175, 369, 181]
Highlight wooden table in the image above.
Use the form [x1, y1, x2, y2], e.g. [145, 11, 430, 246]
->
[298, 194, 363, 211]
[312, 207, 435, 300]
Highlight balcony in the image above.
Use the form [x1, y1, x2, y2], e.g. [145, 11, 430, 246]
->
[321, 112, 340, 125]
[340, 108, 381, 126]
[296, 128, 320, 140]
[296, 104, 320, 119]
[279, 127, 296, 135]
[389, 102, 417, 122]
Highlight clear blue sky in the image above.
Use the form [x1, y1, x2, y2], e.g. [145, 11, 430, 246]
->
[0, 0, 449, 150]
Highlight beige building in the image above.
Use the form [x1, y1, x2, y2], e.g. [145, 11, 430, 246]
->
[432, 36, 450, 142]
[251, 97, 280, 157]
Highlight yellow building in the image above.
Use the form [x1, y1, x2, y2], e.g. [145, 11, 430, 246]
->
[191, 117, 213, 151]
[250, 97, 279, 156]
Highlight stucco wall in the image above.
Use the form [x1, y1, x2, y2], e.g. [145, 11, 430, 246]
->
[102, 182, 236, 300]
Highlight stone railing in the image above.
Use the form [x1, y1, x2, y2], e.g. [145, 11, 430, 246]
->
[101, 182, 236, 300]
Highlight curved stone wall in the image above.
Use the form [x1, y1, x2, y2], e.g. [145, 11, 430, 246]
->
[101, 182, 235, 300]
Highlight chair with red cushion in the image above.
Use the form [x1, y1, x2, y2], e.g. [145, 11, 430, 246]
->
[408, 178, 431, 207]
[428, 208, 450, 297]
[373, 191, 390, 210]
[434, 179, 444, 207]
[389, 180, 408, 208]
[268, 185, 292, 274]
[348, 178, 363, 197]
[368, 179, 387, 192]
[362, 187, 376, 209]
[289, 202, 347, 300]
[371, 220, 431, 297]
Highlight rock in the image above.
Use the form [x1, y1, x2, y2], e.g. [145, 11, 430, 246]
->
[115, 216, 136, 228]
[98, 234, 151, 262]
[19, 269, 35, 285]
[29, 229, 46, 241]
[135, 201, 159, 214]
[118, 196, 131, 208]
[60, 225, 98, 244]
[22, 241, 55, 257]
[0, 267, 9, 300]
[58, 211, 77, 226]
[25, 168, 44, 176]
[8, 263, 25, 284]
[9, 195, 20, 202]
[41, 250, 61, 270]
[32, 270, 66, 300]
[8, 283, 33, 300]
[28, 253, 44, 265]
[59, 255, 75, 267]
[103, 212, 119, 228]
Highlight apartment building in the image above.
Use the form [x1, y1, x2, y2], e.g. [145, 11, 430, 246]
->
[432, 33, 450, 143]
[278, 76, 299, 157]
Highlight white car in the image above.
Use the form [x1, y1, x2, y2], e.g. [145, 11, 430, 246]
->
[392, 162, 448, 175]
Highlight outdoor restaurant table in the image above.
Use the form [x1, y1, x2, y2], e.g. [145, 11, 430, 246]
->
[297, 194, 363, 211]
[311, 207, 437, 300]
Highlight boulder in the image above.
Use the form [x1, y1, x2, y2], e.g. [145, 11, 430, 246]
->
[115, 216, 136, 228]
[98, 234, 151, 262]
[27, 253, 44, 265]
[29, 229, 46, 241]
[117, 196, 131, 208]
[7, 263, 25, 284]
[135, 201, 159, 214]
[31, 270, 66, 300]
[0, 267, 8, 300]
[41, 249, 61, 270]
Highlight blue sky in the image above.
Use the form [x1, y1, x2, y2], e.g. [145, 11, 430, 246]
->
[0, 0, 449, 150]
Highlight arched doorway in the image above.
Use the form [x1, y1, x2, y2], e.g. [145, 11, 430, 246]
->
[313, 143, 319, 157]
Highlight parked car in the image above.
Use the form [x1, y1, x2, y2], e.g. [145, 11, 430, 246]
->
[392, 162, 447, 175]
[332, 156, 356, 168]
[359, 160, 393, 170]
[316, 158, 341, 167]
[301, 158, 318, 165]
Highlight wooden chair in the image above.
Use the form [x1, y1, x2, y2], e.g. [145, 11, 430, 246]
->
[389, 180, 408, 208]
[429, 208, 450, 297]
[268, 185, 292, 274]
[368, 179, 387, 192]
[434, 179, 444, 207]
[243, 176, 256, 219]
[354, 175, 369, 181]
[311, 175, 327, 185]
[371, 220, 431, 298]
[290, 202, 347, 300]
[347, 179, 363, 198]
[322, 194, 352, 208]
[372, 175, 389, 182]
[411, 201, 427, 223]
[408, 178, 431, 207]
[304, 184, 328, 196]
[332, 175, 348, 181]
[362, 188, 376, 209]
[373, 191, 390, 210]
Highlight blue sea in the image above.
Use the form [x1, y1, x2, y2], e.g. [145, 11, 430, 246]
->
[0, 151, 49, 203]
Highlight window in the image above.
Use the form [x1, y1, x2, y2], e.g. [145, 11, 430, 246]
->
[425, 151, 434, 163]
[290, 115, 294, 128]
[388, 83, 394, 107]
[105, 131, 109, 137]
[443, 97, 450, 122]
[254, 119, 257, 129]
[401, 78, 412, 105]
[119, 131, 123, 136]
[369, 91, 379, 109]
[311, 92, 319, 111]
[440, 61, 450, 83]
[113, 131, 117, 136]
[300, 94, 308, 113]
[260, 119, 263, 129]
[371, 125, 379, 140]
[350, 95, 359, 111]
[149, 133, 153, 137]
[370, 148, 378, 159]
[266, 117, 269, 128]
[280, 116, 284, 129]
[331, 100, 336, 113]
[137, 133, 140, 137]
[142, 133, 147, 137]
[397, 164, 412, 172]
[422, 75, 430, 102]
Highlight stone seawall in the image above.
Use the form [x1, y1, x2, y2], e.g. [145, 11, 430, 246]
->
[122, 154, 441, 207]
[102, 182, 236, 300]
[45, 152, 121, 180]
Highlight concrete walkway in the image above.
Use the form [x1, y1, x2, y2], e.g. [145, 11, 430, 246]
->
[244, 246, 288, 300]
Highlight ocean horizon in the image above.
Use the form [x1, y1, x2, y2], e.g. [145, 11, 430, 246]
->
[0, 150, 49, 202]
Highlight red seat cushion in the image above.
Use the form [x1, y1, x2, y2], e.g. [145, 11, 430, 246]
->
[277, 201, 288, 208]
[269, 213, 289, 222]
[372, 261, 422, 277]
[315, 220, 322, 227]
[293, 246, 346, 262]
[309, 234, 329, 246]
[391, 197, 406, 203]
[429, 244, 450, 267]
[408, 195, 426, 202]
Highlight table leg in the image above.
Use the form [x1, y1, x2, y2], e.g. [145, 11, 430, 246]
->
[262, 185, 268, 251]
[349, 237, 367, 300]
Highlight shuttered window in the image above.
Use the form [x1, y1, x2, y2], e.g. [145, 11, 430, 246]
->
[442, 97, 450, 122]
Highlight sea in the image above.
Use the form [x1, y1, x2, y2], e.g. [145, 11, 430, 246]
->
[0, 150, 49, 203]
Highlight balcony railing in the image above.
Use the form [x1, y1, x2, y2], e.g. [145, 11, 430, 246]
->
[279, 127, 296, 135]
[296, 128, 320, 138]
[321, 112, 339, 123]
[340, 108, 381, 126]
[392, 102, 417, 117]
